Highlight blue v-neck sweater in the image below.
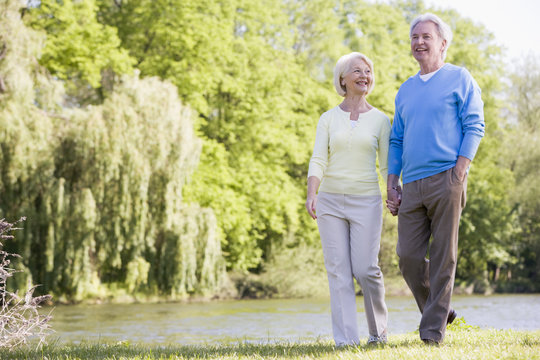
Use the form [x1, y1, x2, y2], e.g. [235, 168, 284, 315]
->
[388, 63, 485, 184]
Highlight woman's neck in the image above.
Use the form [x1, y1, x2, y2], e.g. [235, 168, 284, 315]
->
[340, 96, 372, 120]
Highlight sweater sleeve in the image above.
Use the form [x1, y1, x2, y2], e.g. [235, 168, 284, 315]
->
[458, 70, 485, 161]
[307, 114, 329, 181]
[378, 115, 391, 183]
[388, 97, 404, 176]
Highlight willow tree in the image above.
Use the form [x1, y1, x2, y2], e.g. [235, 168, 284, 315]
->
[44, 75, 227, 301]
[0, 0, 56, 290]
[1, 0, 227, 301]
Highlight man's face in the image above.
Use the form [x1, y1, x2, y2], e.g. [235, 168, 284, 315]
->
[410, 21, 446, 66]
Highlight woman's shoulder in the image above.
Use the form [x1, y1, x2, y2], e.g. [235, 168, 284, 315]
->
[321, 106, 341, 117]
[368, 107, 391, 122]
[319, 106, 344, 122]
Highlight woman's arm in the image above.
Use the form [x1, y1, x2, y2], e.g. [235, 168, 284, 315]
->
[306, 176, 321, 219]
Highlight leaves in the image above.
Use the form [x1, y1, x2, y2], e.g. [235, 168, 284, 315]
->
[1, 0, 537, 299]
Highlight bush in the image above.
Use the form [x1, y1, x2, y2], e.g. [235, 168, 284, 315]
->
[0, 218, 53, 349]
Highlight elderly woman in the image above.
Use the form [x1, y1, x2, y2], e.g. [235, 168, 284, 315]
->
[306, 52, 389, 346]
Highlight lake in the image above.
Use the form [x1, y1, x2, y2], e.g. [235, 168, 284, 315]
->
[46, 294, 540, 344]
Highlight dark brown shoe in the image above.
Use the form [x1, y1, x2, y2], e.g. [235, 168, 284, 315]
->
[447, 309, 457, 324]
[422, 339, 440, 346]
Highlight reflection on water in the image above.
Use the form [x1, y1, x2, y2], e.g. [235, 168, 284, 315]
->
[46, 295, 540, 344]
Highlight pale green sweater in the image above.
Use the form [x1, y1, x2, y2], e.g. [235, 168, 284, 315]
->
[308, 106, 390, 196]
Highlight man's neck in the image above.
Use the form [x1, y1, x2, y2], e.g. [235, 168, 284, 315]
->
[419, 61, 445, 75]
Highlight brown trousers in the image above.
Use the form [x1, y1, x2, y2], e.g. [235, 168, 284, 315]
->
[397, 167, 467, 342]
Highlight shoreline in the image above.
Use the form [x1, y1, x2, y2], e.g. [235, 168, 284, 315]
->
[42, 274, 540, 306]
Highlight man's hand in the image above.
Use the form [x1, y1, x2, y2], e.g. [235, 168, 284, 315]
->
[386, 187, 402, 216]
[455, 155, 471, 182]
[386, 174, 402, 216]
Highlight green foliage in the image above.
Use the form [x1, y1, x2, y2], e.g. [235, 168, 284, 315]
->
[446, 317, 480, 332]
[26, 0, 134, 93]
[341, 0, 418, 114]
[96, 0, 338, 271]
[1, 0, 538, 300]
[499, 54, 540, 291]
[259, 243, 329, 298]
[0, 0, 227, 302]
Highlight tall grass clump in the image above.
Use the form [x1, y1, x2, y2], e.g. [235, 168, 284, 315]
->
[0, 218, 52, 349]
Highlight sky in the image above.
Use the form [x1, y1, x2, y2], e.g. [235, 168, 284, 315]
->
[424, 0, 540, 61]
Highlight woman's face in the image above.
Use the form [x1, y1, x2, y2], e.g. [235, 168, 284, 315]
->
[341, 58, 372, 96]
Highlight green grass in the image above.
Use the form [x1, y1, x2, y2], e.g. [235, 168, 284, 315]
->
[3, 325, 540, 359]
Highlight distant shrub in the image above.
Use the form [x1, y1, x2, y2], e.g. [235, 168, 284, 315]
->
[0, 218, 53, 349]
[447, 317, 481, 332]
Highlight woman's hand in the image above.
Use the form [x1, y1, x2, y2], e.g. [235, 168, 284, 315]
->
[386, 187, 401, 216]
[305, 195, 318, 219]
[386, 175, 402, 216]
[306, 176, 321, 220]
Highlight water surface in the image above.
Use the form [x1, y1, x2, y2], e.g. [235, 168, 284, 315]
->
[47, 294, 540, 344]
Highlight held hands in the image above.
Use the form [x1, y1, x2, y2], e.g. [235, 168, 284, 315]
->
[386, 186, 402, 216]
[305, 195, 317, 219]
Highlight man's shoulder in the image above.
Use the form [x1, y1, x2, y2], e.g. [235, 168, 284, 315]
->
[398, 73, 420, 92]
[441, 63, 473, 79]
[396, 74, 419, 99]
[400, 73, 418, 87]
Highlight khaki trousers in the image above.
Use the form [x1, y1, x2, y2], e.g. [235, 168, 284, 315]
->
[316, 191, 388, 346]
[397, 167, 467, 342]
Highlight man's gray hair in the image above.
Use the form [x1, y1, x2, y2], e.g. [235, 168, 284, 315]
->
[410, 13, 453, 60]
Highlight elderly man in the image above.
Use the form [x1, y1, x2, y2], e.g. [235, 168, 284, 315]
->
[387, 13, 485, 344]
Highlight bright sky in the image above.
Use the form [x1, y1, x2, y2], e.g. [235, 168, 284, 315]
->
[424, 0, 540, 61]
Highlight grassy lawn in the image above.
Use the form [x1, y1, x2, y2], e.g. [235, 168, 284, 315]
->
[3, 322, 540, 359]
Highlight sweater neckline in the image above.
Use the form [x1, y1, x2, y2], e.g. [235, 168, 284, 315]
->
[336, 105, 375, 120]
[415, 63, 448, 83]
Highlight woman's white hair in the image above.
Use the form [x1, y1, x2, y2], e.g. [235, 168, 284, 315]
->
[333, 52, 375, 97]
[410, 13, 453, 60]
